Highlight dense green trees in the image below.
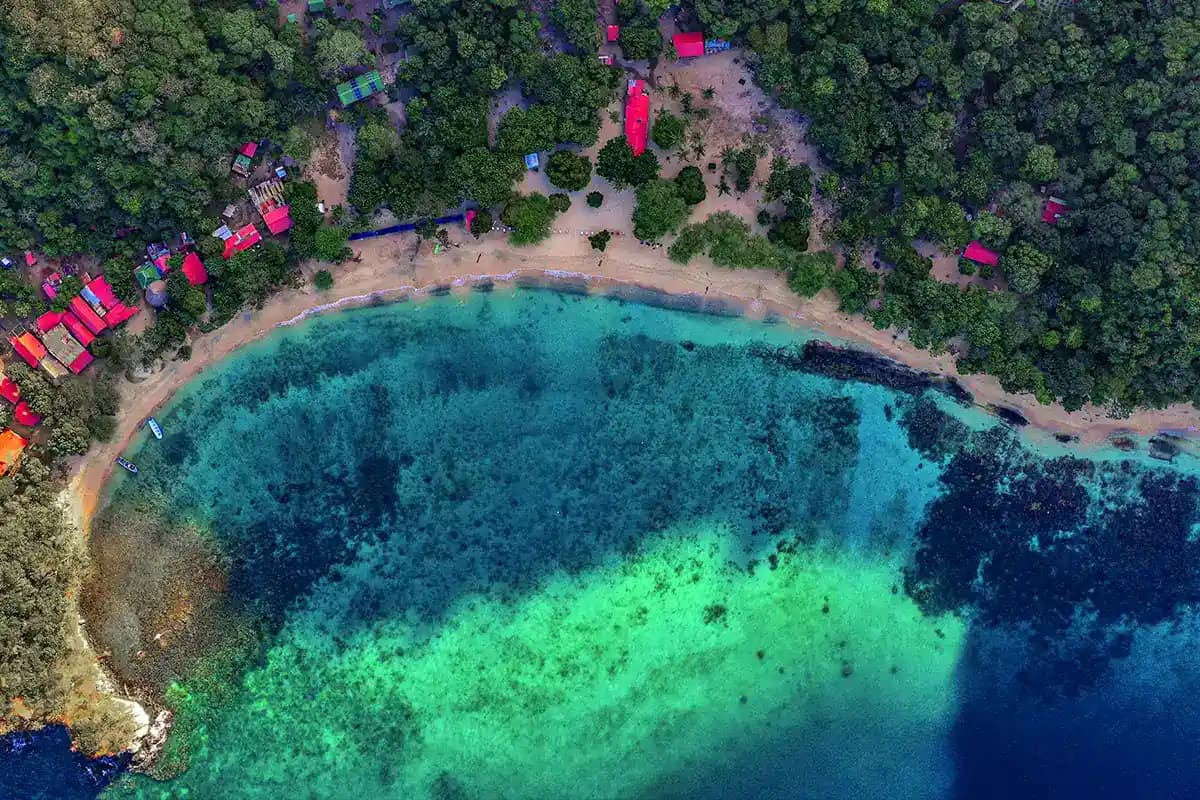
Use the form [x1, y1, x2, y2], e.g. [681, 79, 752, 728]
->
[726, 0, 1200, 410]
[619, 26, 663, 61]
[546, 151, 594, 192]
[0, 0, 322, 258]
[633, 180, 691, 241]
[651, 111, 686, 151]
[503, 193, 559, 245]
[596, 137, 661, 189]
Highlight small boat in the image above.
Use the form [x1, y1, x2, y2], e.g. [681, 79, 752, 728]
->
[114, 457, 139, 475]
[146, 417, 163, 440]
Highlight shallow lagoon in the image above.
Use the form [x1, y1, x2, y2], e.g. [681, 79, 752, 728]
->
[8, 289, 1200, 799]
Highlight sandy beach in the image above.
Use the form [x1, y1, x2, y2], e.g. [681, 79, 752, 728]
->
[69, 228, 1200, 532]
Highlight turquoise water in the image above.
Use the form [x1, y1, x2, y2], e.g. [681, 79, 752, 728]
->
[23, 288, 1200, 798]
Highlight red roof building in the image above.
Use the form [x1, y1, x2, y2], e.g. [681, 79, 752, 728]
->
[13, 401, 41, 427]
[85, 275, 120, 309]
[962, 241, 1000, 267]
[223, 224, 263, 259]
[70, 296, 109, 334]
[262, 205, 293, 235]
[11, 333, 47, 368]
[607, 25, 620, 42]
[35, 311, 64, 334]
[1041, 198, 1070, 224]
[672, 32, 705, 58]
[61, 311, 97, 346]
[0, 378, 19, 404]
[180, 252, 209, 285]
[24, 251, 36, 267]
[240, 141, 258, 158]
[104, 303, 140, 326]
[625, 80, 650, 157]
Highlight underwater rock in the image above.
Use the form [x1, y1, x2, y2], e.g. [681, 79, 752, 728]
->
[1110, 436, 1137, 451]
[1149, 436, 1180, 462]
[990, 405, 1029, 427]
[1054, 433, 1079, 444]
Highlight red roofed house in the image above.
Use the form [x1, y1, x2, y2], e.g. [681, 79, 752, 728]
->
[35, 310, 64, 334]
[262, 205, 293, 235]
[962, 241, 1000, 267]
[0, 377, 19, 404]
[180, 252, 209, 285]
[223, 224, 263, 259]
[70, 295, 109, 334]
[624, 80, 650, 157]
[104, 303, 140, 326]
[82, 274, 139, 326]
[607, 25, 620, 42]
[11, 333, 47, 368]
[85, 275, 119, 309]
[13, 401, 41, 427]
[672, 32, 705, 59]
[0, 429, 28, 475]
[24, 251, 37, 267]
[1042, 197, 1070, 224]
[61, 312, 97, 346]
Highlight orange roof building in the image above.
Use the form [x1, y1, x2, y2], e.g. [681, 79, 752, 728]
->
[0, 428, 28, 475]
[11, 333, 47, 368]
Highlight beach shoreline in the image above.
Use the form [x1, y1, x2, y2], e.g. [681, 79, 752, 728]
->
[71, 233, 1200, 530]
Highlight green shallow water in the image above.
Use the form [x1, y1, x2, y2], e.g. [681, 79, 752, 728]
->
[82, 288, 1200, 800]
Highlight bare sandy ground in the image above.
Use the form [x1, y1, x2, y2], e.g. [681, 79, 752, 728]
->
[70, 227, 1200, 533]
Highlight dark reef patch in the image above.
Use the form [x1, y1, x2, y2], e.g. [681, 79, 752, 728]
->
[902, 404, 1200, 689]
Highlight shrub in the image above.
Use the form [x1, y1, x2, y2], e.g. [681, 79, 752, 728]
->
[548, 193, 571, 213]
[651, 111, 685, 150]
[589, 231, 611, 251]
[586, 191, 604, 208]
[673, 166, 706, 205]
[469, 209, 493, 237]
[314, 270, 334, 290]
[546, 150, 593, 192]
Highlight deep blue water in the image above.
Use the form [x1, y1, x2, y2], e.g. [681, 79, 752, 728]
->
[8, 289, 1200, 799]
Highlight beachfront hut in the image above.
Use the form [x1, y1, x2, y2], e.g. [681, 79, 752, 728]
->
[704, 38, 731, 54]
[336, 71, 385, 108]
[672, 32, 705, 59]
[624, 80, 649, 156]
[24, 251, 36, 267]
[146, 280, 169, 308]
[524, 152, 540, 171]
[962, 241, 1000, 267]
[0, 429, 28, 475]
[70, 296, 108, 334]
[134, 261, 160, 289]
[607, 25, 620, 42]
[309, 0, 326, 11]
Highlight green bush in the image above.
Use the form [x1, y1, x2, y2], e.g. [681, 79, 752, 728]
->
[314, 270, 334, 290]
[586, 191, 604, 208]
[546, 150, 593, 192]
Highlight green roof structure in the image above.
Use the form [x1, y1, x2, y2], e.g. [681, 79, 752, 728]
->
[134, 261, 160, 290]
[336, 70, 385, 107]
[287, 12, 297, 22]
[308, 0, 325, 11]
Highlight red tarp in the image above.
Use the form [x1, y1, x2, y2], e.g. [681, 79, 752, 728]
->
[181, 252, 209, 285]
[24, 251, 36, 267]
[1041, 199, 1070, 224]
[262, 205, 293, 235]
[35, 311, 64, 333]
[0, 378, 19, 404]
[86, 275, 120, 309]
[673, 32, 705, 58]
[963, 240, 1000, 267]
[104, 303, 140, 326]
[61, 311, 97, 346]
[13, 401, 40, 427]
[11, 333, 46, 367]
[223, 224, 263, 259]
[70, 296, 108, 334]
[0, 429, 28, 475]
[625, 80, 649, 156]
[241, 141, 258, 157]
[607, 25, 620, 42]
